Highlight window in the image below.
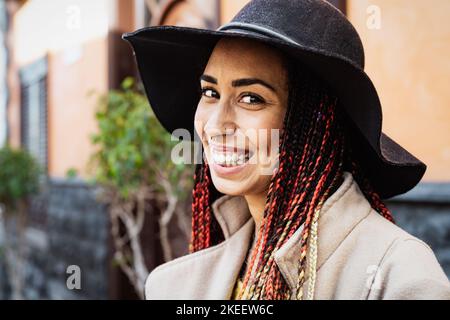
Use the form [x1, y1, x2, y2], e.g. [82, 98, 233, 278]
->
[19, 57, 48, 176]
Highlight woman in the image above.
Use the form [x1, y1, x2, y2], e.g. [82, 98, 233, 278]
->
[124, 0, 450, 299]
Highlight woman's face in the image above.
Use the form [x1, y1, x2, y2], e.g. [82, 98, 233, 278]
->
[194, 38, 289, 197]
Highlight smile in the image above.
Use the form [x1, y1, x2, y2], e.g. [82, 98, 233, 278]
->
[209, 142, 254, 167]
[211, 151, 251, 167]
[208, 143, 255, 176]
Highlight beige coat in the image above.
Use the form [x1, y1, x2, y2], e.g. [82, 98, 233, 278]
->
[145, 171, 450, 300]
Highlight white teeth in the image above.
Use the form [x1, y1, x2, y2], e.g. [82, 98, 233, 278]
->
[212, 152, 248, 166]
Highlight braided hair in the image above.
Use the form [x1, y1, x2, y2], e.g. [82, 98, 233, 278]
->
[190, 56, 394, 300]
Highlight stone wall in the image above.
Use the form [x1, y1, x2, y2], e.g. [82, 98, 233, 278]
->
[0, 178, 110, 300]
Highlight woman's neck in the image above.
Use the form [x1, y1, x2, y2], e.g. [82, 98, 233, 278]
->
[244, 190, 267, 236]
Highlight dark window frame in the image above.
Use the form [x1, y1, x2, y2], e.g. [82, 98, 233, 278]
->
[19, 56, 49, 177]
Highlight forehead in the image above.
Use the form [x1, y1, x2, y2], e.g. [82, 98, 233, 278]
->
[203, 38, 288, 84]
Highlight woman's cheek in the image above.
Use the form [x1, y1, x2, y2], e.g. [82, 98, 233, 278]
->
[194, 106, 207, 139]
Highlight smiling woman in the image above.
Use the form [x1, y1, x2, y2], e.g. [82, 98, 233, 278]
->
[123, 0, 450, 300]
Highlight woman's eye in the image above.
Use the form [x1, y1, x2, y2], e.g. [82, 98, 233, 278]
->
[201, 88, 219, 99]
[239, 93, 265, 105]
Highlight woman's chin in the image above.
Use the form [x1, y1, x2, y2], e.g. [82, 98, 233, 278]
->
[210, 176, 250, 196]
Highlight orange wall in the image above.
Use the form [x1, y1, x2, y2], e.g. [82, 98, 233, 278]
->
[347, 0, 450, 181]
[47, 39, 108, 178]
[220, 0, 249, 23]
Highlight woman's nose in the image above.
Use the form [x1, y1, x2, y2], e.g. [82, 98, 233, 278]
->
[204, 99, 237, 140]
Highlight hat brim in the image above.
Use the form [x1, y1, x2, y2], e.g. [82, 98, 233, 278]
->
[123, 25, 426, 199]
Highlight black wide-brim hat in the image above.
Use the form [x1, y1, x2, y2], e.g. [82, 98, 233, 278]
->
[123, 0, 426, 199]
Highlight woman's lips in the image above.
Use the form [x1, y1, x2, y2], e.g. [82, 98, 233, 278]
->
[211, 160, 248, 176]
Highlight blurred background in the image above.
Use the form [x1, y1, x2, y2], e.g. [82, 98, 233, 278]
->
[0, 0, 449, 299]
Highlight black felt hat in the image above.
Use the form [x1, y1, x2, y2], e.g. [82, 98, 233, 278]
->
[122, 0, 426, 199]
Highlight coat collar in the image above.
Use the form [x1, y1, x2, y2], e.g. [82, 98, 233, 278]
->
[145, 171, 372, 299]
[211, 194, 253, 240]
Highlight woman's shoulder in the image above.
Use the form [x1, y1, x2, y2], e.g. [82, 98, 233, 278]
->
[354, 209, 450, 299]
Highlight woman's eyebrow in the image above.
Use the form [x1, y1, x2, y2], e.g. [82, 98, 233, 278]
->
[200, 74, 217, 84]
[231, 78, 276, 93]
[200, 74, 277, 93]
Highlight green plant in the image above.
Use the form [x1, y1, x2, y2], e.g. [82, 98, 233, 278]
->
[0, 146, 41, 211]
[89, 77, 192, 200]
[66, 167, 79, 179]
